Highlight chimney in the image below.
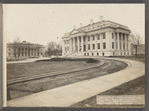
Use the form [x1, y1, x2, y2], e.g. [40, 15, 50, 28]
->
[100, 16, 103, 21]
[73, 25, 76, 29]
[90, 19, 93, 25]
[80, 23, 83, 28]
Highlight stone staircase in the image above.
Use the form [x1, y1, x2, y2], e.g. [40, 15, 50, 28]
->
[67, 52, 82, 57]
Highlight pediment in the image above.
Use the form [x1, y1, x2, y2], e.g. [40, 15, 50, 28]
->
[69, 29, 86, 35]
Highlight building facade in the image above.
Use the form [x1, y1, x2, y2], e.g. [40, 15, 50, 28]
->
[7, 41, 45, 60]
[61, 16, 131, 56]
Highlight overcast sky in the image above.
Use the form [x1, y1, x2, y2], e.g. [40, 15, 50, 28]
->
[5, 4, 145, 46]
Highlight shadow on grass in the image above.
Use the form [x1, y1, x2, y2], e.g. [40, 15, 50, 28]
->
[35, 58, 100, 63]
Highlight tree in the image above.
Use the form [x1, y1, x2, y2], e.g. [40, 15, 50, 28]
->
[12, 37, 21, 59]
[46, 41, 62, 57]
[130, 33, 142, 58]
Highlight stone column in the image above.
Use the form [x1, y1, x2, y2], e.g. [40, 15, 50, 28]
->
[117, 32, 120, 50]
[114, 32, 116, 50]
[77, 36, 79, 52]
[90, 35, 92, 51]
[73, 37, 75, 52]
[101, 33, 103, 51]
[20, 48, 22, 57]
[81, 36, 83, 52]
[125, 34, 128, 51]
[86, 36, 88, 52]
[128, 34, 130, 52]
[30, 48, 32, 57]
[69, 38, 72, 52]
[26, 48, 28, 57]
[121, 33, 123, 50]
[23, 48, 25, 57]
[95, 34, 97, 51]
[124, 34, 126, 51]
[33, 48, 34, 56]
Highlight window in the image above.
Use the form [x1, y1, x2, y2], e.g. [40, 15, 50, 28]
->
[83, 36, 85, 42]
[97, 34, 100, 40]
[84, 45, 86, 51]
[120, 43, 121, 49]
[112, 33, 114, 39]
[92, 53, 94, 56]
[92, 35, 95, 40]
[116, 33, 117, 39]
[103, 42, 106, 49]
[88, 44, 90, 50]
[103, 33, 106, 39]
[123, 43, 125, 49]
[98, 43, 100, 49]
[87, 53, 89, 56]
[97, 53, 99, 56]
[84, 53, 86, 56]
[25, 52, 27, 56]
[119, 34, 121, 40]
[112, 42, 114, 49]
[116, 42, 118, 49]
[123, 35, 125, 40]
[93, 44, 95, 50]
[88, 36, 90, 41]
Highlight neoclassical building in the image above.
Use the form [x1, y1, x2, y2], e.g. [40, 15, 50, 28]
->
[61, 16, 131, 56]
[7, 41, 45, 60]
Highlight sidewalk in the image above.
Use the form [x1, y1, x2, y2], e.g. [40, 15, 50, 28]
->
[7, 58, 145, 107]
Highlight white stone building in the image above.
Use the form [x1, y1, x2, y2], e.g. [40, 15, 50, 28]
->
[7, 41, 45, 60]
[61, 16, 131, 56]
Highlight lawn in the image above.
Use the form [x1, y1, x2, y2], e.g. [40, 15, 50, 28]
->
[70, 75, 145, 108]
[108, 54, 145, 63]
[7, 58, 128, 100]
[7, 58, 99, 80]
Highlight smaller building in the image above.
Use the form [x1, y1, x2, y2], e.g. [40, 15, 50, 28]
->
[7, 41, 45, 60]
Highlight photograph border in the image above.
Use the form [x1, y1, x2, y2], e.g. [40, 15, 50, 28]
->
[0, 0, 148, 111]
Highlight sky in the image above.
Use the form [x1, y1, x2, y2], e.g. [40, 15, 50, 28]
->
[4, 4, 145, 46]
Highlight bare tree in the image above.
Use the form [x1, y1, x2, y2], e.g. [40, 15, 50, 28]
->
[46, 41, 62, 57]
[130, 33, 142, 58]
[12, 37, 21, 59]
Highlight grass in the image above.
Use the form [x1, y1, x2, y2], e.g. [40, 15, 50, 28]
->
[7, 59, 127, 100]
[108, 54, 145, 63]
[70, 55, 145, 108]
[7, 58, 99, 80]
[36, 58, 99, 63]
[70, 75, 145, 108]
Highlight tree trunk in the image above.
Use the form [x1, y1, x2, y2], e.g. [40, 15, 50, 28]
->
[136, 46, 138, 58]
